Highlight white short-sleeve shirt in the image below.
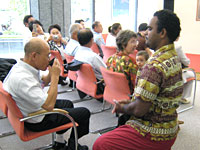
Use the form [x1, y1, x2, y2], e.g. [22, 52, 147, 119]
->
[74, 46, 106, 80]
[3, 60, 48, 123]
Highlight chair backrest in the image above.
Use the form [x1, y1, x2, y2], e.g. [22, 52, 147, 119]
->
[68, 71, 77, 82]
[100, 67, 131, 104]
[76, 64, 102, 98]
[101, 45, 117, 63]
[129, 50, 138, 59]
[64, 53, 74, 63]
[91, 43, 100, 54]
[0, 81, 8, 116]
[102, 34, 108, 44]
[0, 86, 25, 139]
[50, 50, 68, 77]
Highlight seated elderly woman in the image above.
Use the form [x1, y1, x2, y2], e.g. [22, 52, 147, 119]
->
[106, 30, 138, 93]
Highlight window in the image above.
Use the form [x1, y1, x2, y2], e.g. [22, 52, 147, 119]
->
[0, 0, 29, 59]
[71, 0, 93, 28]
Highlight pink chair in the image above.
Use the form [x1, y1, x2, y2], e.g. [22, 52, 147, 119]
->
[91, 43, 100, 54]
[0, 81, 15, 137]
[50, 50, 68, 78]
[0, 81, 7, 118]
[76, 64, 103, 99]
[102, 34, 108, 44]
[0, 85, 78, 149]
[64, 53, 74, 63]
[129, 50, 138, 59]
[101, 45, 117, 63]
[76, 64, 110, 113]
[100, 67, 131, 105]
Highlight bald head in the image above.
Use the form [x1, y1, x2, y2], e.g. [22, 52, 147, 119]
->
[24, 38, 49, 57]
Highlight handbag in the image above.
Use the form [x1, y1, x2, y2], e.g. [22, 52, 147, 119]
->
[64, 59, 83, 71]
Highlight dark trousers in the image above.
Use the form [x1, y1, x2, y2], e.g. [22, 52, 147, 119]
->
[25, 99, 90, 139]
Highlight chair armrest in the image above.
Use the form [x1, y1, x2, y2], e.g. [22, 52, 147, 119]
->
[28, 108, 68, 116]
[20, 108, 69, 122]
[20, 108, 79, 150]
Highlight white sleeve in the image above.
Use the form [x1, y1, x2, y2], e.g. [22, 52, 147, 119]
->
[175, 44, 190, 66]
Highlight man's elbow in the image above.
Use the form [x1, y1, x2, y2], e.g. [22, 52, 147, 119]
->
[42, 104, 54, 112]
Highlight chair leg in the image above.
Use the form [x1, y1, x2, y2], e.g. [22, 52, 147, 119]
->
[34, 133, 58, 150]
[0, 130, 15, 138]
[90, 126, 116, 135]
[91, 101, 112, 114]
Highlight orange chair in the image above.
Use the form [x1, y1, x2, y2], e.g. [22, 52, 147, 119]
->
[0, 81, 7, 118]
[76, 64, 110, 113]
[76, 64, 103, 99]
[0, 81, 15, 138]
[100, 67, 131, 105]
[64, 53, 74, 63]
[101, 45, 117, 63]
[129, 50, 138, 59]
[102, 34, 108, 44]
[91, 43, 100, 54]
[0, 86, 78, 150]
[64, 53, 77, 90]
[50, 50, 68, 77]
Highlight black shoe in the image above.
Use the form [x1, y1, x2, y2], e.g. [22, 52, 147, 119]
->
[68, 138, 88, 150]
[96, 98, 103, 103]
[52, 141, 67, 150]
[68, 143, 88, 150]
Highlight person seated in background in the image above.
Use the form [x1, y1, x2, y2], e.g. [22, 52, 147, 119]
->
[106, 23, 122, 47]
[28, 20, 49, 41]
[75, 19, 85, 28]
[106, 30, 138, 94]
[3, 38, 90, 150]
[175, 41, 195, 104]
[92, 21, 105, 57]
[47, 24, 69, 86]
[136, 50, 149, 69]
[93, 9, 183, 150]
[75, 28, 106, 101]
[47, 24, 68, 65]
[64, 23, 83, 56]
[137, 23, 152, 56]
[23, 15, 35, 46]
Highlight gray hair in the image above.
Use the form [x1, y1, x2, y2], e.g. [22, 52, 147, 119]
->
[116, 30, 137, 51]
[69, 23, 82, 37]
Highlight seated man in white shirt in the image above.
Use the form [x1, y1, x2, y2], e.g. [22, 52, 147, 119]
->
[64, 23, 83, 56]
[3, 38, 90, 150]
[75, 28, 107, 101]
[92, 21, 105, 57]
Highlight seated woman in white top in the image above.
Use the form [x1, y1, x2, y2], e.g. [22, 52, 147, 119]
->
[106, 23, 122, 47]
[175, 42, 195, 104]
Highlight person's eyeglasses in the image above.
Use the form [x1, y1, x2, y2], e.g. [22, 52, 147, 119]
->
[36, 52, 51, 59]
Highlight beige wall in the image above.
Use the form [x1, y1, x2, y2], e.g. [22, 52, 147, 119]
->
[175, 0, 200, 54]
